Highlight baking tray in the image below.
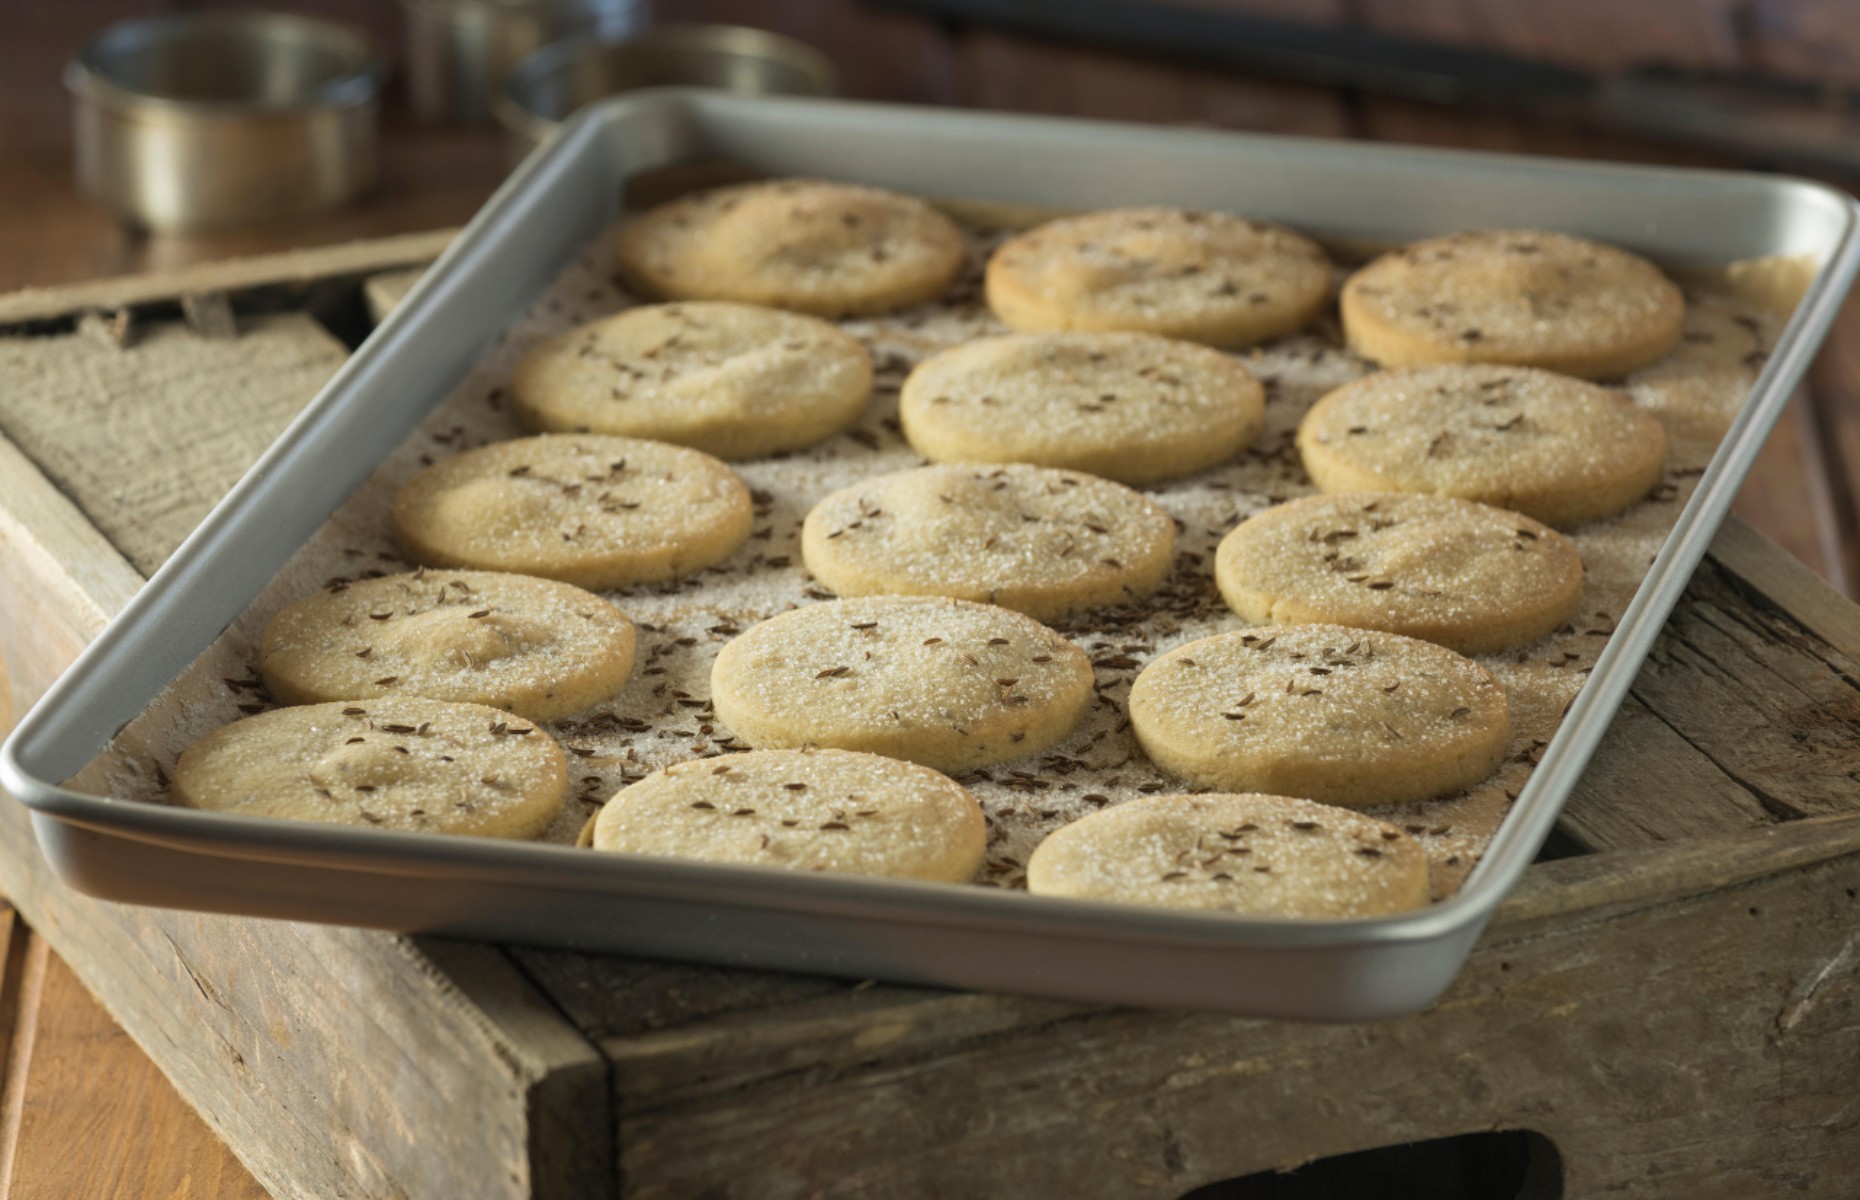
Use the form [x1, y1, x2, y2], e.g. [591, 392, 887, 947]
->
[5, 91, 1856, 1019]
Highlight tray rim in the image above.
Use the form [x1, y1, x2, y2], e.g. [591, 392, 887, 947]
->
[6, 88, 1859, 1004]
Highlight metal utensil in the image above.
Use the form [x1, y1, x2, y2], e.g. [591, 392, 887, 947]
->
[400, 0, 644, 124]
[494, 25, 837, 151]
[66, 11, 385, 233]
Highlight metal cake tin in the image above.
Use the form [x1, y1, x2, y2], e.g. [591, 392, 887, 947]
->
[67, 11, 385, 232]
[5, 92, 1857, 1018]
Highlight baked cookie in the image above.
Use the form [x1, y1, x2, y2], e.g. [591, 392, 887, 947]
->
[1127, 625, 1509, 807]
[710, 595, 1094, 772]
[258, 570, 636, 722]
[898, 331, 1265, 485]
[1626, 290, 1778, 451]
[985, 207, 1332, 348]
[172, 697, 567, 839]
[393, 434, 753, 589]
[1340, 230, 1685, 379]
[800, 463, 1176, 621]
[1298, 364, 1667, 526]
[1215, 493, 1583, 655]
[1026, 793, 1430, 917]
[510, 302, 873, 459]
[616, 178, 968, 317]
[592, 748, 986, 883]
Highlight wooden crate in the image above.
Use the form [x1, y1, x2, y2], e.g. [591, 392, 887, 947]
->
[1, 236, 1858, 1200]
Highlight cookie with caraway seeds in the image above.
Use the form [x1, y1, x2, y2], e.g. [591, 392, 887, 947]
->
[801, 463, 1176, 622]
[258, 570, 636, 722]
[986, 207, 1333, 348]
[1340, 230, 1684, 379]
[172, 697, 567, 839]
[1215, 493, 1582, 655]
[709, 595, 1094, 773]
[899, 331, 1265, 486]
[616, 179, 968, 317]
[593, 749, 986, 883]
[392, 434, 752, 590]
[510, 302, 872, 459]
[1297, 364, 1667, 527]
[1128, 625, 1510, 807]
[1027, 793, 1431, 918]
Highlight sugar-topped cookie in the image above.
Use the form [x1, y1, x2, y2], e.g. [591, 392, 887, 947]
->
[1215, 493, 1583, 655]
[899, 331, 1265, 485]
[800, 463, 1176, 621]
[1128, 625, 1510, 807]
[172, 697, 567, 838]
[592, 748, 985, 882]
[616, 179, 968, 317]
[392, 434, 752, 589]
[710, 595, 1094, 772]
[258, 570, 636, 722]
[1626, 290, 1779, 450]
[1026, 793, 1430, 917]
[986, 207, 1332, 348]
[510, 302, 872, 459]
[1298, 364, 1667, 526]
[1340, 230, 1684, 379]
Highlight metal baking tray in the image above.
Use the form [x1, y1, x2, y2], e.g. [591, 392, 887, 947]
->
[5, 91, 1856, 1018]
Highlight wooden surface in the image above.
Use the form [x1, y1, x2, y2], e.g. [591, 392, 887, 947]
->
[3, 2, 1860, 1198]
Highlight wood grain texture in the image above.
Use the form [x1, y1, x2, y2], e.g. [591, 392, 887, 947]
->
[2, 939, 269, 1200]
[0, 787, 612, 1200]
[0, 230, 457, 328]
[600, 815, 1860, 1199]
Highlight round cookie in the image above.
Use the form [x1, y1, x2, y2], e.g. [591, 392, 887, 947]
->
[1626, 291, 1778, 450]
[509, 302, 873, 459]
[801, 463, 1176, 621]
[258, 570, 636, 722]
[1340, 229, 1685, 379]
[1215, 493, 1583, 655]
[392, 434, 753, 590]
[1026, 793, 1430, 918]
[592, 749, 985, 883]
[899, 331, 1265, 485]
[172, 697, 567, 839]
[1297, 364, 1667, 526]
[710, 595, 1094, 773]
[1127, 625, 1510, 807]
[986, 207, 1332, 348]
[616, 178, 968, 317]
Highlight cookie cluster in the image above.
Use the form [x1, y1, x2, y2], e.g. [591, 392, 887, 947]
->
[171, 176, 1725, 923]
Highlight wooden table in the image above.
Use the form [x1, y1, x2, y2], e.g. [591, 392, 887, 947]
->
[3, 3, 1860, 1197]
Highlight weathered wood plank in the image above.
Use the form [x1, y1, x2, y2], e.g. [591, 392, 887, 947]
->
[0, 328, 612, 1199]
[0, 315, 346, 575]
[1710, 508, 1860, 661]
[0, 433, 141, 730]
[2, 937, 269, 1200]
[0, 788, 610, 1200]
[1627, 555, 1860, 820]
[364, 267, 426, 324]
[0, 229, 457, 327]
[601, 813, 1860, 1199]
[1557, 694, 1774, 852]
